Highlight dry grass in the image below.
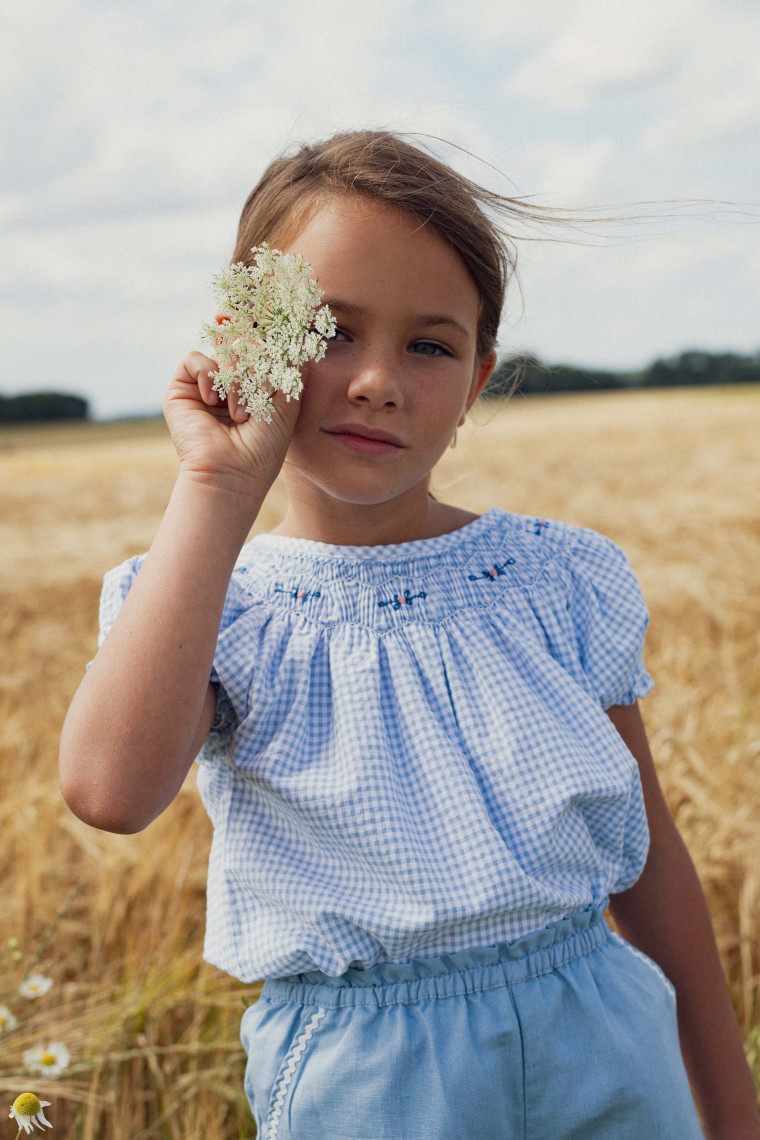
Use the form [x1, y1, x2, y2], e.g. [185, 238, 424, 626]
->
[1, 387, 759, 1136]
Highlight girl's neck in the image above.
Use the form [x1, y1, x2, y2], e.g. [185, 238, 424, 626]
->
[268, 495, 482, 546]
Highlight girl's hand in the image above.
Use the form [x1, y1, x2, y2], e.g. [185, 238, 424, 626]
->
[163, 349, 302, 498]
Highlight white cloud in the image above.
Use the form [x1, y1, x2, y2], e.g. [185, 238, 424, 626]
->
[2, 0, 758, 417]
[433, 0, 569, 57]
[640, 16, 760, 150]
[503, 0, 702, 108]
[511, 139, 616, 206]
[0, 209, 235, 299]
[507, 221, 760, 369]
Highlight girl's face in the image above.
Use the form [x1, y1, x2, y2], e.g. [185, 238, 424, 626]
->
[274, 194, 497, 538]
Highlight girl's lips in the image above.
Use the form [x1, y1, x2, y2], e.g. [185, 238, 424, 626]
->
[329, 432, 402, 455]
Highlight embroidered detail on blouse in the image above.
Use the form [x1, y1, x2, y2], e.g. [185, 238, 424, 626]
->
[532, 518, 550, 535]
[378, 589, 427, 609]
[467, 557, 516, 581]
[274, 585, 322, 601]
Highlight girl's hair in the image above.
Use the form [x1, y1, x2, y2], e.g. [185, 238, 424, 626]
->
[232, 129, 514, 363]
[230, 128, 742, 373]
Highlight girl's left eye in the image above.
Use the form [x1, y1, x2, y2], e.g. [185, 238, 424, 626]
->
[411, 340, 450, 357]
[330, 329, 450, 357]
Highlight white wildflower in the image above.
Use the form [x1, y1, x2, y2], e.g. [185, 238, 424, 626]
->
[9, 1092, 53, 1133]
[200, 242, 336, 424]
[0, 1004, 18, 1032]
[18, 975, 53, 999]
[23, 1044, 71, 1079]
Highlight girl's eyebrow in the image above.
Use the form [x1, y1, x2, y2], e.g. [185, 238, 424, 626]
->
[321, 298, 470, 341]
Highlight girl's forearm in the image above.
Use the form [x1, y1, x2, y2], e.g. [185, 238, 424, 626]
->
[609, 832, 760, 1137]
[59, 472, 265, 833]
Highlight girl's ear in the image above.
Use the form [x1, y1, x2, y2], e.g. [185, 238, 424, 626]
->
[469, 349, 498, 406]
[215, 314, 232, 325]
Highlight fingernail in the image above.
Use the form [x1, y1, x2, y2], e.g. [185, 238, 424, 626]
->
[208, 390, 218, 405]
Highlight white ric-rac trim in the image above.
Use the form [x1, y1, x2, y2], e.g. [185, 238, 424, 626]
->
[268, 1007, 326, 1139]
[609, 931, 677, 1004]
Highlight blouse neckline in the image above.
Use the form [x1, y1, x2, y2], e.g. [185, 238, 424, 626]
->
[244, 506, 504, 563]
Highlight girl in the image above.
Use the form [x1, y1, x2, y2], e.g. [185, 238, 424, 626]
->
[60, 130, 759, 1139]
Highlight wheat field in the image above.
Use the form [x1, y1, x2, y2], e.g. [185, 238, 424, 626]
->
[1, 386, 759, 1137]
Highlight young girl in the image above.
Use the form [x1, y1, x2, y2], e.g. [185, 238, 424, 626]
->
[60, 130, 759, 1139]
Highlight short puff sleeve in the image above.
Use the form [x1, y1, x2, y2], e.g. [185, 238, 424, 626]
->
[85, 553, 147, 670]
[85, 553, 239, 757]
[565, 527, 655, 708]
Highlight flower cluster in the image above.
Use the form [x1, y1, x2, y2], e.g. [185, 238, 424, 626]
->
[200, 242, 336, 423]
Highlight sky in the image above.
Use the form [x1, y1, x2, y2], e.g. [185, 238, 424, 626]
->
[3, 0, 759, 420]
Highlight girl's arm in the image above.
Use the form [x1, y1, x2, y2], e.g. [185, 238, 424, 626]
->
[60, 346, 302, 835]
[59, 473, 266, 834]
[606, 701, 760, 1139]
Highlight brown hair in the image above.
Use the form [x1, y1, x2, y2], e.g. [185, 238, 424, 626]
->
[229, 128, 739, 372]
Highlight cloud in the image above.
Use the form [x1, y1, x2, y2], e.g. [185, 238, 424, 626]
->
[433, 0, 566, 57]
[640, 14, 760, 150]
[3, 0, 758, 417]
[0, 208, 235, 300]
[502, 0, 702, 108]
[510, 139, 616, 206]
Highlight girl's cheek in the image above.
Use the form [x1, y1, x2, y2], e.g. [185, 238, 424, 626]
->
[300, 358, 326, 392]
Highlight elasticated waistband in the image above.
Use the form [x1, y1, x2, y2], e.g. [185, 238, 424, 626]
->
[261, 898, 611, 1009]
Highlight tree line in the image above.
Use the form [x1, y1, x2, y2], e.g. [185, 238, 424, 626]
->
[482, 348, 760, 399]
[0, 392, 89, 422]
[1, 347, 759, 422]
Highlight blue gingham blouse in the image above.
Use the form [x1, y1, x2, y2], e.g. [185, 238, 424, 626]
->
[92, 507, 655, 982]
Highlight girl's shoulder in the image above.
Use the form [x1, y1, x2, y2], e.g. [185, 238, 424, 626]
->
[490, 509, 642, 579]
[443, 507, 640, 583]
[497, 511, 648, 624]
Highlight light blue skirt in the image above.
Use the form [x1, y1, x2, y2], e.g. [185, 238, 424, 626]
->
[240, 899, 705, 1138]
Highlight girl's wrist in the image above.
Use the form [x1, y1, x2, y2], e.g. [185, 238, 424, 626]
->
[168, 470, 268, 566]
[176, 466, 271, 514]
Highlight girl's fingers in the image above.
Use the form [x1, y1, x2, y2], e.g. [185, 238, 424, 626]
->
[177, 352, 251, 420]
[192, 357, 220, 405]
[201, 367, 219, 405]
[227, 384, 249, 423]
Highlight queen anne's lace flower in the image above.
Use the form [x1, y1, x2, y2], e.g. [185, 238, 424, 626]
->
[0, 1004, 18, 1032]
[200, 242, 336, 424]
[9, 1092, 53, 1133]
[23, 1044, 71, 1079]
[18, 976, 53, 1000]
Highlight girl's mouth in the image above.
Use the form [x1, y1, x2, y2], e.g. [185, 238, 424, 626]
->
[328, 432, 402, 455]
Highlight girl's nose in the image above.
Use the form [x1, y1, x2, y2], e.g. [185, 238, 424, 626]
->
[346, 353, 404, 406]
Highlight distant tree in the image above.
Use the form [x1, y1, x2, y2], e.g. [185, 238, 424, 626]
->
[483, 354, 631, 398]
[482, 347, 760, 399]
[0, 392, 90, 423]
[642, 350, 760, 387]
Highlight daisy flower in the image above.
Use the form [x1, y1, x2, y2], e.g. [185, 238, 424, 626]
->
[8, 1092, 53, 1133]
[0, 1004, 19, 1032]
[18, 975, 53, 999]
[201, 242, 336, 423]
[23, 1044, 70, 1079]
